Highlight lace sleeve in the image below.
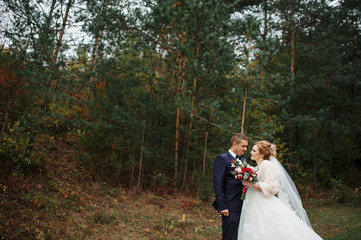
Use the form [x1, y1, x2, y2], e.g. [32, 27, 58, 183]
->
[258, 161, 279, 197]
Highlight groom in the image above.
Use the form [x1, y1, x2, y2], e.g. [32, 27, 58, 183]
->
[213, 133, 248, 240]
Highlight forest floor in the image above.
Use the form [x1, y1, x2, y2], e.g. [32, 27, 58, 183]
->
[1, 140, 361, 240]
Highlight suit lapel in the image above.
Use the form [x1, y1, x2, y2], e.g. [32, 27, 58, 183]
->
[226, 152, 234, 165]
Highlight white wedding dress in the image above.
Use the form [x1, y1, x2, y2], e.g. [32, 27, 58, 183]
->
[237, 160, 323, 240]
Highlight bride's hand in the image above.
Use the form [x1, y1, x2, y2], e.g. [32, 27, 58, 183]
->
[242, 180, 253, 187]
[242, 180, 261, 191]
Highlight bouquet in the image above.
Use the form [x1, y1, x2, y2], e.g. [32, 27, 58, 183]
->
[231, 158, 258, 199]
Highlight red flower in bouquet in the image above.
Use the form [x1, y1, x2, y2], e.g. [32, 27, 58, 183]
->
[231, 158, 258, 199]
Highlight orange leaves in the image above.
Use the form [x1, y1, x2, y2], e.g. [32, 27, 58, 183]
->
[0, 65, 19, 87]
[96, 81, 106, 90]
[0, 184, 7, 204]
[0, 51, 24, 81]
[173, 1, 182, 9]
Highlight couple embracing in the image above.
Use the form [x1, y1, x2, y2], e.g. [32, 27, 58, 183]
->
[213, 133, 323, 240]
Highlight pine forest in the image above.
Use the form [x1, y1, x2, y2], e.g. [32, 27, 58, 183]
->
[0, 0, 360, 239]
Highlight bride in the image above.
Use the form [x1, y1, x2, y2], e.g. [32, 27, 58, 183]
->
[238, 141, 323, 240]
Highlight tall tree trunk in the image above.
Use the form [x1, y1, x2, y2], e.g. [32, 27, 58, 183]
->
[184, 36, 201, 187]
[174, 38, 185, 186]
[241, 85, 247, 134]
[288, 0, 296, 154]
[263, 0, 268, 41]
[137, 120, 146, 192]
[260, 0, 268, 78]
[87, 1, 107, 98]
[290, 4, 295, 86]
[52, 0, 72, 64]
[202, 119, 211, 178]
[182, 141, 190, 189]
[312, 144, 318, 193]
[153, 133, 161, 191]
[202, 93, 216, 177]
[182, 75, 197, 189]
[89, 0, 108, 74]
[197, 105, 215, 199]
[45, 0, 57, 32]
[130, 135, 136, 187]
[117, 136, 124, 182]
[175, 105, 180, 184]
[52, 0, 73, 90]
[90, 36, 100, 71]
[182, 36, 200, 188]
[39, 0, 57, 63]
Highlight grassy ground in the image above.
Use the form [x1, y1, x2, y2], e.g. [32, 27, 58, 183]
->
[2, 174, 361, 240]
[2, 182, 361, 240]
[1, 141, 360, 239]
[306, 201, 361, 240]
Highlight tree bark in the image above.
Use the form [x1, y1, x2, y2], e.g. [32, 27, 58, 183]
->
[90, 0, 108, 70]
[182, 37, 200, 188]
[202, 93, 216, 177]
[52, 0, 72, 64]
[263, 0, 268, 41]
[88, 0, 108, 97]
[130, 135, 136, 187]
[290, 7, 295, 86]
[181, 76, 197, 188]
[39, 0, 57, 63]
[175, 105, 180, 184]
[288, 0, 296, 154]
[52, 0, 73, 90]
[241, 85, 247, 134]
[202, 123, 210, 178]
[137, 120, 146, 192]
[312, 144, 318, 193]
[174, 37, 185, 185]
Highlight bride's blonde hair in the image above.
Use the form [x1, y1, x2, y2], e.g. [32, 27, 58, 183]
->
[255, 140, 276, 160]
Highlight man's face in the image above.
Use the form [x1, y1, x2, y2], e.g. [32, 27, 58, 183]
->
[234, 140, 248, 156]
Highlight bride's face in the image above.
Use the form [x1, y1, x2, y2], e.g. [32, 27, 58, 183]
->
[250, 145, 263, 161]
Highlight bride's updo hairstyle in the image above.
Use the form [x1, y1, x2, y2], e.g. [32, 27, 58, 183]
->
[255, 140, 277, 160]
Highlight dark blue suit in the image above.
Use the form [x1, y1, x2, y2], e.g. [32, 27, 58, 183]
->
[213, 151, 244, 240]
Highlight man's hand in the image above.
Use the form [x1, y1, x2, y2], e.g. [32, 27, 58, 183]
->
[220, 209, 229, 216]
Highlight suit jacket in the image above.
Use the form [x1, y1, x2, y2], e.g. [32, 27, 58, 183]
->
[213, 151, 244, 212]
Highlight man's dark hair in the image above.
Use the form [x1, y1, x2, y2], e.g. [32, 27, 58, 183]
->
[230, 133, 248, 145]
